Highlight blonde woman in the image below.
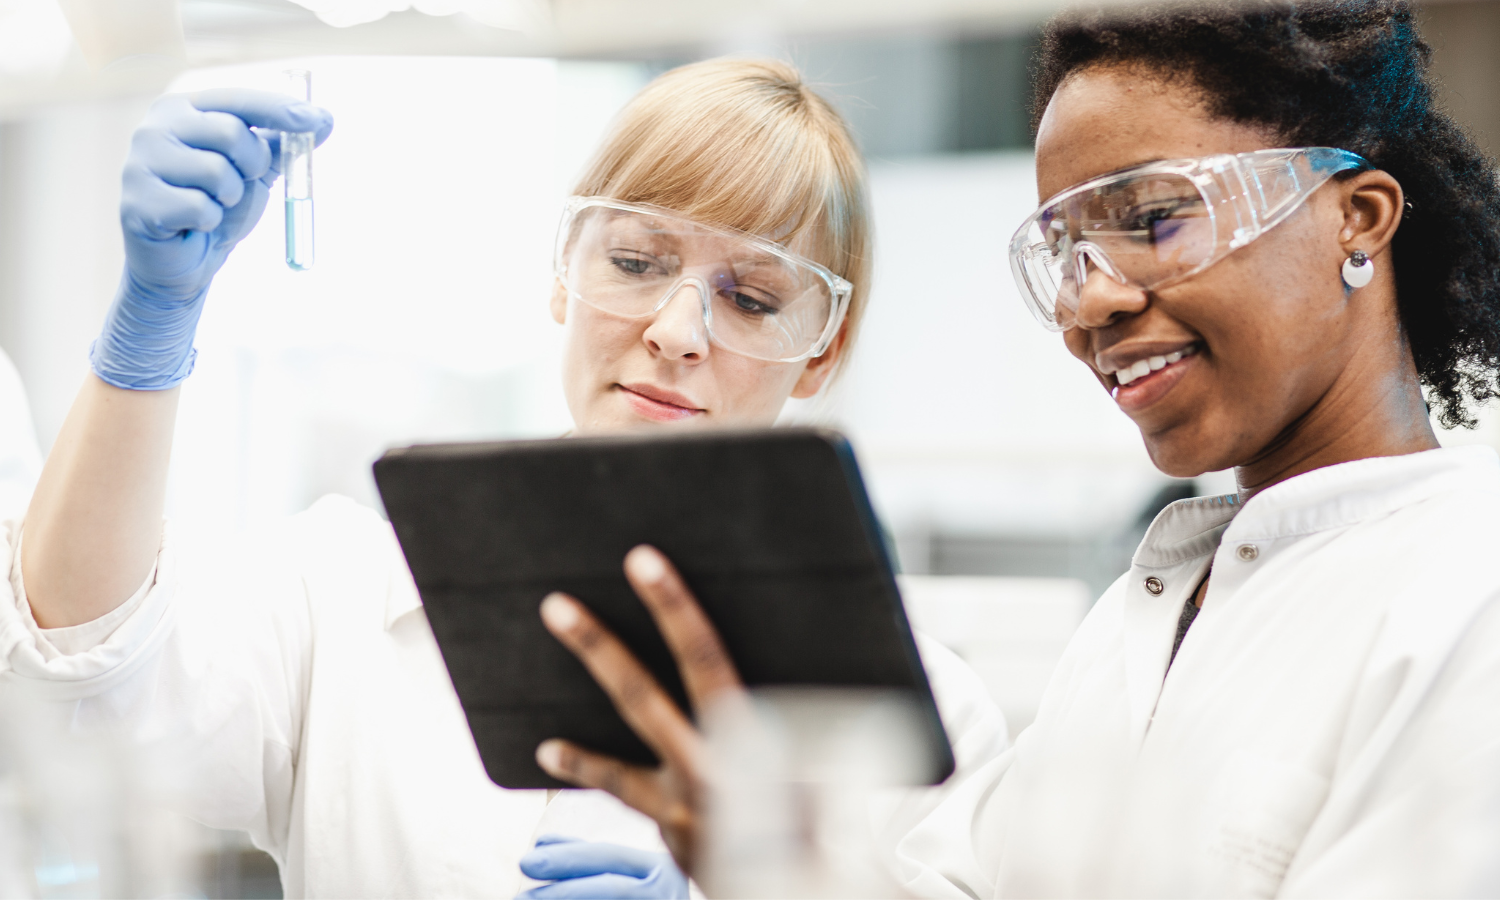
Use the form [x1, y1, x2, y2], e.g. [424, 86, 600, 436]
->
[4, 60, 1005, 897]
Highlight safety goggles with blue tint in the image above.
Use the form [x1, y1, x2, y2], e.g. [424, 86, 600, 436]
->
[1009, 147, 1372, 331]
[555, 197, 853, 363]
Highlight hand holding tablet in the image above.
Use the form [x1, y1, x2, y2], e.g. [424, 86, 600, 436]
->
[535, 545, 739, 871]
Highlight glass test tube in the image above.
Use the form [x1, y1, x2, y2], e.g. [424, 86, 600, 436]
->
[283, 69, 314, 271]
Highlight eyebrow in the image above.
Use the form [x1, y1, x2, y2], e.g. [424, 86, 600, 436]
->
[602, 217, 805, 271]
[1042, 155, 1183, 201]
[729, 253, 786, 271]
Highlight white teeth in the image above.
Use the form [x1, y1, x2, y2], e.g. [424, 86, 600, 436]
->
[1116, 359, 1151, 385]
[1110, 344, 1199, 387]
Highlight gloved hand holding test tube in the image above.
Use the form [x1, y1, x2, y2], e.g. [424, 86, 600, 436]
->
[89, 88, 332, 390]
[283, 69, 315, 270]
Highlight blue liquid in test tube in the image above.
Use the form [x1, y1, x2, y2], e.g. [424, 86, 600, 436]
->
[283, 69, 314, 270]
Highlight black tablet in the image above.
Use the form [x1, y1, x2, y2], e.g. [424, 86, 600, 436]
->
[373, 428, 954, 789]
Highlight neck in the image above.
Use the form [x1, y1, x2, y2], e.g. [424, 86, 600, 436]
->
[1234, 352, 1439, 500]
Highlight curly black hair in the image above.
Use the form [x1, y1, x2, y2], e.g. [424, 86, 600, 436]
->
[1033, 0, 1500, 428]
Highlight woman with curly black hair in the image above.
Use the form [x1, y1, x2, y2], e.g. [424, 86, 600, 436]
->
[520, 1, 1500, 896]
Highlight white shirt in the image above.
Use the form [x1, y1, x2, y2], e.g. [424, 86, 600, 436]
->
[897, 445, 1500, 898]
[0, 495, 1007, 898]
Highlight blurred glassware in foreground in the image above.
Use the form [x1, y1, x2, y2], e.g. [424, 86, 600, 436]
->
[699, 687, 931, 898]
[0, 690, 206, 898]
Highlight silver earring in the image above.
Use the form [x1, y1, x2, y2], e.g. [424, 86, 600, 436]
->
[1341, 250, 1373, 289]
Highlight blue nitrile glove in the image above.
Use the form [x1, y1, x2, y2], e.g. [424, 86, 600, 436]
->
[517, 835, 690, 899]
[90, 89, 333, 389]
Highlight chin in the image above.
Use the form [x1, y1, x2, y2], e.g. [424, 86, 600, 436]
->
[1140, 431, 1232, 480]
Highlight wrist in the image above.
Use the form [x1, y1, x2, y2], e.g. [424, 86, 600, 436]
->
[88, 270, 208, 391]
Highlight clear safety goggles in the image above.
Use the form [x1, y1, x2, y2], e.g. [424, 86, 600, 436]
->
[1009, 147, 1372, 331]
[554, 197, 853, 363]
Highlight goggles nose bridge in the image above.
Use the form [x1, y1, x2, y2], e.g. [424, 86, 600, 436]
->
[1071, 241, 1128, 288]
[646, 275, 713, 355]
[650, 274, 713, 320]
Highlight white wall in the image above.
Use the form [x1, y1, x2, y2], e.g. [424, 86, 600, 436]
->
[0, 95, 149, 446]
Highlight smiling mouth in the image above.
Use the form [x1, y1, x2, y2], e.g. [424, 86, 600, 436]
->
[1107, 343, 1201, 388]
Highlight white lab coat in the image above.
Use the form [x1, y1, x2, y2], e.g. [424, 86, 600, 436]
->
[894, 445, 1500, 898]
[0, 494, 1007, 898]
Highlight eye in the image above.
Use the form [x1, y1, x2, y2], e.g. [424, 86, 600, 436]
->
[610, 255, 656, 276]
[726, 290, 778, 316]
[1124, 198, 1204, 245]
[1129, 206, 1177, 238]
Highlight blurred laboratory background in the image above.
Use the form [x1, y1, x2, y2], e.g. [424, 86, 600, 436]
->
[2, 1, 1500, 894]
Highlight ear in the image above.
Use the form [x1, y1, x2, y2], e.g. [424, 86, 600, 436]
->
[790, 326, 849, 399]
[1339, 169, 1403, 260]
[549, 279, 568, 325]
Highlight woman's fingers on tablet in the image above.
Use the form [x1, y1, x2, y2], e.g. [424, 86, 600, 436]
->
[623, 546, 744, 708]
[539, 592, 704, 770]
[535, 739, 661, 815]
[534, 739, 700, 865]
[533, 745, 697, 868]
[533, 740, 703, 873]
[537, 580, 720, 874]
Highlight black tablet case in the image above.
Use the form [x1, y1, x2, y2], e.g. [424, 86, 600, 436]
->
[373, 428, 954, 788]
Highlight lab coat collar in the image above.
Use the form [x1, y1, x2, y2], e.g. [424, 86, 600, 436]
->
[1135, 445, 1500, 567]
[1133, 493, 1242, 568]
[1221, 444, 1500, 543]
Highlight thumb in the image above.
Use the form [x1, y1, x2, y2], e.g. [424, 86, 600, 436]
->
[215, 177, 273, 249]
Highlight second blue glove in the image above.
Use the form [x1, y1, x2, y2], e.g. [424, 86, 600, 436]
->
[517, 835, 690, 899]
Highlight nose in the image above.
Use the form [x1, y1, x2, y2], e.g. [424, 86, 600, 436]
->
[642, 282, 710, 361]
[1071, 265, 1149, 330]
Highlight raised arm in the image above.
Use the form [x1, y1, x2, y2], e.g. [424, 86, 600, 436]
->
[22, 90, 332, 628]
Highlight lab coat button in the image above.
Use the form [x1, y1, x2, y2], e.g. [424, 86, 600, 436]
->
[1144, 576, 1164, 595]
[1237, 543, 1259, 561]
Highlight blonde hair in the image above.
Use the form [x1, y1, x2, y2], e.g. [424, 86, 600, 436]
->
[572, 58, 872, 372]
